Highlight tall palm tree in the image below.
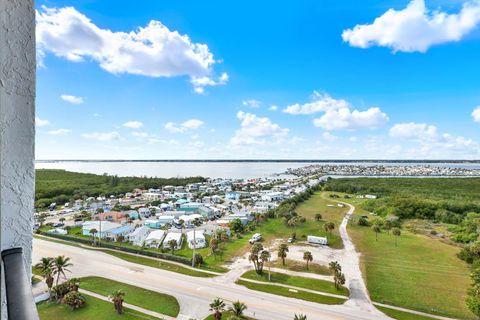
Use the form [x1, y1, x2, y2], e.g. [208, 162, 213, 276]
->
[53, 255, 73, 286]
[209, 298, 226, 320]
[35, 257, 54, 295]
[278, 243, 289, 266]
[303, 251, 313, 270]
[229, 301, 247, 317]
[392, 228, 401, 246]
[168, 239, 178, 255]
[372, 225, 381, 241]
[90, 228, 98, 245]
[328, 261, 341, 275]
[109, 289, 125, 314]
[383, 220, 392, 234]
[294, 314, 307, 320]
[249, 243, 264, 274]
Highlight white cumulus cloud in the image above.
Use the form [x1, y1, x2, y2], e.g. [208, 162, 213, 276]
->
[313, 107, 388, 130]
[284, 92, 388, 130]
[230, 111, 289, 145]
[342, 0, 480, 53]
[61, 94, 84, 104]
[473, 106, 480, 123]
[389, 122, 438, 140]
[123, 121, 144, 129]
[36, 6, 226, 93]
[48, 128, 71, 135]
[389, 122, 480, 156]
[82, 131, 120, 141]
[165, 119, 204, 133]
[35, 117, 50, 127]
[283, 92, 349, 115]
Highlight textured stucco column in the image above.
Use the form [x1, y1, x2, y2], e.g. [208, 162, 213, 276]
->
[0, 0, 36, 317]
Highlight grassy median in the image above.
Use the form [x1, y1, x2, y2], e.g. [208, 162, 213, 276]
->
[236, 279, 347, 305]
[80, 276, 180, 317]
[37, 294, 158, 320]
[241, 270, 348, 296]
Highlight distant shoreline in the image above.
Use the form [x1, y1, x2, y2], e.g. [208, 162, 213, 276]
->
[35, 159, 480, 163]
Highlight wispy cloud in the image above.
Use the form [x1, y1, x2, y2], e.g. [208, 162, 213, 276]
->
[61, 94, 84, 104]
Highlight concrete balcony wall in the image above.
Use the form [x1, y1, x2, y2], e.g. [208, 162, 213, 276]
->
[0, 0, 36, 318]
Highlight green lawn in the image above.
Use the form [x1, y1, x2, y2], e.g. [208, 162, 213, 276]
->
[348, 223, 474, 319]
[236, 280, 347, 305]
[35, 235, 215, 277]
[241, 270, 348, 296]
[203, 311, 255, 320]
[376, 306, 440, 320]
[79, 277, 179, 317]
[37, 294, 158, 320]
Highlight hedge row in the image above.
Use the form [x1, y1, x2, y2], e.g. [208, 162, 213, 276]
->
[38, 232, 191, 265]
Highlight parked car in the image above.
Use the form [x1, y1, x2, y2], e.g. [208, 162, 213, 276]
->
[249, 233, 262, 244]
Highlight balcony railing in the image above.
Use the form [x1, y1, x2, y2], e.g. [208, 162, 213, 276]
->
[2, 248, 39, 320]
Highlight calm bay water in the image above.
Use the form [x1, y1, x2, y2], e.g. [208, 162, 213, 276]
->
[35, 161, 480, 179]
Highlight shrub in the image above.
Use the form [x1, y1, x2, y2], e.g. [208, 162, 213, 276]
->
[62, 291, 86, 310]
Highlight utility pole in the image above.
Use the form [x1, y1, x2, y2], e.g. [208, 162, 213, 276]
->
[191, 223, 196, 268]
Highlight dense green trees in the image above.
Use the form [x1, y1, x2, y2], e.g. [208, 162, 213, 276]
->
[35, 169, 205, 208]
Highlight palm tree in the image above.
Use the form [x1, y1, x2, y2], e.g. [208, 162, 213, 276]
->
[303, 251, 313, 270]
[315, 213, 322, 221]
[168, 239, 178, 255]
[328, 261, 341, 275]
[260, 250, 271, 279]
[294, 314, 307, 320]
[249, 243, 264, 274]
[229, 301, 247, 317]
[392, 228, 401, 246]
[278, 243, 289, 266]
[59, 217, 66, 223]
[372, 225, 381, 241]
[383, 220, 392, 234]
[90, 228, 98, 245]
[209, 298, 226, 320]
[35, 257, 54, 295]
[109, 289, 125, 314]
[327, 222, 335, 233]
[53, 255, 73, 286]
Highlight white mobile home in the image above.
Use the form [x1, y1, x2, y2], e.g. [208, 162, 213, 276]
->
[144, 230, 166, 248]
[186, 230, 206, 249]
[307, 235, 328, 245]
[163, 232, 183, 250]
[128, 226, 150, 246]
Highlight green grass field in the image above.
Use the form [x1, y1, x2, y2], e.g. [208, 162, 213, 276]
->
[37, 294, 157, 320]
[376, 306, 440, 320]
[79, 277, 180, 317]
[235, 279, 347, 305]
[241, 270, 348, 296]
[349, 223, 473, 319]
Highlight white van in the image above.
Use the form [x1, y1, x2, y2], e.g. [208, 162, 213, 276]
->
[249, 233, 262, 244]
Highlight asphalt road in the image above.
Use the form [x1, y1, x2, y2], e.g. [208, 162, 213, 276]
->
[33, 238, 389, 320]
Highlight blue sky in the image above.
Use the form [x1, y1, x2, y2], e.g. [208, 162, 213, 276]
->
[35, 0, 480, 159]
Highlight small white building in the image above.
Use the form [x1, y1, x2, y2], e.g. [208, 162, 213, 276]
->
[128, 226, 150, 246]
[144, 230, 166, 248]
[307, 235, 328, 245]
[186, 230, 206, 249]
[163, 232, 183, 250]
